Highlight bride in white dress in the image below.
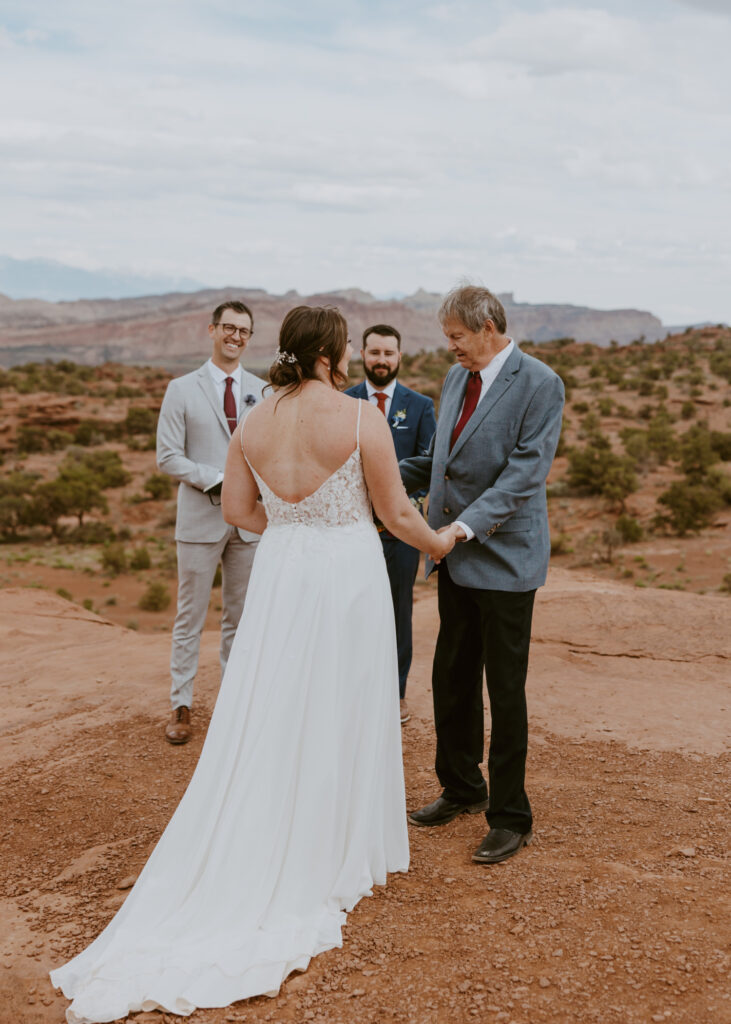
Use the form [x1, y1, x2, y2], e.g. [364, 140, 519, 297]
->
[50, 305, 454, 1023]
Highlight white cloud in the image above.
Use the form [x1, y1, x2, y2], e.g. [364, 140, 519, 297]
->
[0, 1, 729, 323]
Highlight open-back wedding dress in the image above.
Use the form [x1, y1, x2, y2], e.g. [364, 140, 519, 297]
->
[51, 401, 409, 1023]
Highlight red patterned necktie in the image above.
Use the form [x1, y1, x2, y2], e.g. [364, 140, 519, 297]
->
[374, 392, 388, 416]
[223, 377, 237, 434]
[450, 372, 482, 450]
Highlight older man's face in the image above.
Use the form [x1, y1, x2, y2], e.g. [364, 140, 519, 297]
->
[442, 317, 492, 371]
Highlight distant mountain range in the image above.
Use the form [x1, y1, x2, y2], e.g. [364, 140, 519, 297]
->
[0, 283, 672, 369]
[0, 256, 207, 303]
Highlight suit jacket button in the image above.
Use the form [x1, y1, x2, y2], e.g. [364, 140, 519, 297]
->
[443, 506, 450, 515]
[444, 472, 450, 481]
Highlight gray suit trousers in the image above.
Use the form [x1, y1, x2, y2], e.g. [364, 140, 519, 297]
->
[170, 528, 257, 709]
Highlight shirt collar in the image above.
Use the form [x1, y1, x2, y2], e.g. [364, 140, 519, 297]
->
[366, 378, 398, 400]
[477, 339, 514, 382]
[207, 358, 242, 385]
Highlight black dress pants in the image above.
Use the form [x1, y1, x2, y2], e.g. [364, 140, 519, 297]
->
[381, 536, 420, 699]
[433, 562, 536, 834]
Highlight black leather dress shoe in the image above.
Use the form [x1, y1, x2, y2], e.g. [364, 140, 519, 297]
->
[408, 795, 489, 827]
[471, 828, 533, 864]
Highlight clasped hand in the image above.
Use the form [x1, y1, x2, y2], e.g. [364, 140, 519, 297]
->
[429, 522, 467, 563]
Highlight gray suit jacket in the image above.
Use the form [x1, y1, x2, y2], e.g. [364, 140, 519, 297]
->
[400, 345, 564, 591]
[156, 363, 266, 543]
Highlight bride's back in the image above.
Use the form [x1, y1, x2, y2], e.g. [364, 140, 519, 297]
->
[240, 305, 358, 503]
[242, 385, 359, 503]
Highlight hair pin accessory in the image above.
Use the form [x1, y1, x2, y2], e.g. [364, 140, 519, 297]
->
[275, 350, 298, 365]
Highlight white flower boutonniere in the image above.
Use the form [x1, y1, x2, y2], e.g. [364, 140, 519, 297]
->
[391, 408, 407, 427]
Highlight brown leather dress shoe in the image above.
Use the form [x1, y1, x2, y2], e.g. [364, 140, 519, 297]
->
[165, 706, 191, 745]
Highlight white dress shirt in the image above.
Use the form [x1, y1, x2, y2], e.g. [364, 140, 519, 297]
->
[204, 360, 242, 491]
[207, 358, 242, 420]
[454, 340, 515, 542]
[366, 378, 397, 419]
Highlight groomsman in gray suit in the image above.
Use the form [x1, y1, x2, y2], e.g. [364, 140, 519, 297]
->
[400, 284, 564, 865]
[156, 300, 265, 744]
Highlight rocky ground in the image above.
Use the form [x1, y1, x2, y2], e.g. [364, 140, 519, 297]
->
[1, 571, 728, 1024]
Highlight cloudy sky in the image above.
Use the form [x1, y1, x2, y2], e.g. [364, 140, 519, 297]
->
[1, 0, 730, 323]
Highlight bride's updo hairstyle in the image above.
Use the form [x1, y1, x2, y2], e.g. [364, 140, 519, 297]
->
[269, 305, 348, 397]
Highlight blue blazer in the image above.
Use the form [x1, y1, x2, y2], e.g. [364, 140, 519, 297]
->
[345, 380, 436, 467]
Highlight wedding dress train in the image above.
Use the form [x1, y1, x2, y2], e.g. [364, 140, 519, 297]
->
[51, 404, 409, 1022]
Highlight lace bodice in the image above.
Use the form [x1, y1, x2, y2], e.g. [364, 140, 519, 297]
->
[247, 449, 372, 527]
[242, 401, 372, 528]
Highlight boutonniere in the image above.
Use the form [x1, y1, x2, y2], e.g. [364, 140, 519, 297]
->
[391, 408, 407, 427]
[243, 393, 257, 407]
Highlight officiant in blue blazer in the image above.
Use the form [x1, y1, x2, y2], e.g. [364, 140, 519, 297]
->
[346, 324, 437, 724]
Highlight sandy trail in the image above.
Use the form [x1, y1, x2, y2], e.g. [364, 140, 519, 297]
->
[1, 569, 728, 1024]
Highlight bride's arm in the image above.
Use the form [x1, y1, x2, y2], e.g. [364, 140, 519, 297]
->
[359, 403, 453, 562]
[221, 426, 268, 534]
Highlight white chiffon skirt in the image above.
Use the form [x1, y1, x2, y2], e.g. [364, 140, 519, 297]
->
[51, 520, 409, 1022]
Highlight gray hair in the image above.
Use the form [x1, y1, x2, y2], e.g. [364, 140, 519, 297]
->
[438, 284, 507, 335]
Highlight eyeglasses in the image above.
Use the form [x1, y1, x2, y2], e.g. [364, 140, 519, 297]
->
[217, 323, 252, 340]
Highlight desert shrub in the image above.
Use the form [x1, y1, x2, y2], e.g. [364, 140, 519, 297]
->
[596, 397, 614, 416]
[0, 471, 39, 538]
[16, 425, 47, 454]
[572, 401, 590, 414]
[72, 419, 120, 446]
[138, 580, 171, 611]
[615, 515, 643, 543]
[655, 482, 723, 536]
[680, 400, 696, 420]
[550, 533, 573, 555]
[56, 587, 73, 601]
[124, 406, 158, 434]
[566, 435, 638, 509]
[129, 546, 151, 570]
[654, 384, 669, 401]
[60, 449, 131, 489]
[67, 521, 116, 544]
[28, 474, 108, 533]
[82, 598, 94, 611]
[144, 473, 172, 500]
[679, 423, 718, 481]
[637, 380, 654, 397]
[578, 411, 602, 440]
[710, 430, 731, 462]
[101, 542, 127, 575]
[621, 428, 651, 466]
[646, 407, 678, 465]
[720, 573, 731, 595]
[47, 428, 74, 451]
[127, 432, 157, 451]
[709, 341, 731, 383]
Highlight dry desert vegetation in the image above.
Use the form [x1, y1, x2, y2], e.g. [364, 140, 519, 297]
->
[1, 328, 729, 1024]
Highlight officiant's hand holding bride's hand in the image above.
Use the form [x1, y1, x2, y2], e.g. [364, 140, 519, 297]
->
[428, 526, 457, 564]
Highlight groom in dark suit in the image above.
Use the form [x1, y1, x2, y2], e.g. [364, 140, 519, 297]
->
[400, 285, 564, 865]
[346, 324, 436, 724]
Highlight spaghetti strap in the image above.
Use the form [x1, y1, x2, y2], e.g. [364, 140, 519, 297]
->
[356, 399, 363, 450]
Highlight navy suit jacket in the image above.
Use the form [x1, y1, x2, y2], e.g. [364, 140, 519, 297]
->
[345, 380, 436, 469]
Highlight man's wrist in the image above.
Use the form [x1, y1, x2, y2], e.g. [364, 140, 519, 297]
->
[453, 520, 473, 541]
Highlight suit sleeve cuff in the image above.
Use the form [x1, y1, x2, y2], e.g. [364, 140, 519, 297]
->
[204, 473, 224, 492]
[454, 520, 475, 541]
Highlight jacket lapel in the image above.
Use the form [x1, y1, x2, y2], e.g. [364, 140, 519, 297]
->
[197, 366, 231, 437]
[447, 346, 523, 461]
